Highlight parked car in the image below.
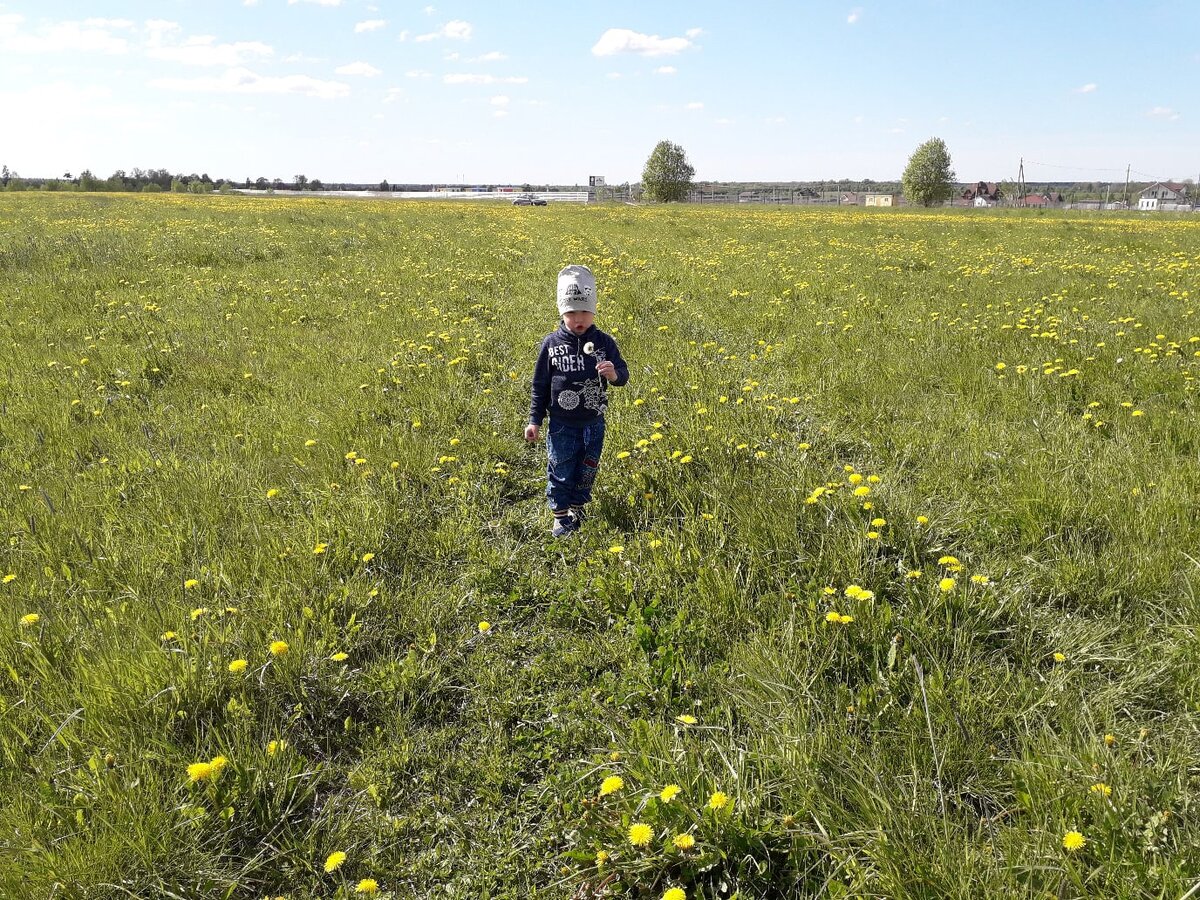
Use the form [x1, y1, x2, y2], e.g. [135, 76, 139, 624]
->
[512, 195, 547, 206]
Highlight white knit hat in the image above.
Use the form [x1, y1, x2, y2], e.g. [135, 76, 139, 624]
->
[556, 264, 597, 314]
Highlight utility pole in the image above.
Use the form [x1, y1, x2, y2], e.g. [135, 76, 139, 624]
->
[1016, 157, 1026, 207]
[1123, 164, 1131, 207]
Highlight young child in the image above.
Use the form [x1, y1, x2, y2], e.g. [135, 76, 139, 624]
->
[525, 264, 629, 537]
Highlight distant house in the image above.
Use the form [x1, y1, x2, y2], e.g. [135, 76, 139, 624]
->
[1138, 182, 1190, 211]
[863, 193, 898, 207]
[1021, 192, 1064, 208]
[840, 192, 859, 205]
[962, 181, 1002, 206]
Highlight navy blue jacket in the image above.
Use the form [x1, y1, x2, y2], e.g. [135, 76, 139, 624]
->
[529, 323, 629, 424]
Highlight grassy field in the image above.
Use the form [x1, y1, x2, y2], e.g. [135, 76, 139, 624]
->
[0, 193, 1197, 899]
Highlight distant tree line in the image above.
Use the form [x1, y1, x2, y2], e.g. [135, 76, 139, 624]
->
[0, 166, 350, 194]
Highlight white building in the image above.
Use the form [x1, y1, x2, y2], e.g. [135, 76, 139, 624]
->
[1138, 182, 1190, 211]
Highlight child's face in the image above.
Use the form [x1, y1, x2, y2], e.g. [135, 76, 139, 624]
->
[562, 310, 594, 334]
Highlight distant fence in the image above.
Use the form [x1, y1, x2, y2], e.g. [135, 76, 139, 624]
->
[236, 189, 589, 203]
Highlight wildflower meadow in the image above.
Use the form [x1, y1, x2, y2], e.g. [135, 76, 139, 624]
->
[1, 193, 1198, 899]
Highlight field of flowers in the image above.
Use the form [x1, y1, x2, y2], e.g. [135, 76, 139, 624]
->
[0, 193, 1197, 899]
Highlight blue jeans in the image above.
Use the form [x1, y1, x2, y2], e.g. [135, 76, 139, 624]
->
[545, 417, 606, 511]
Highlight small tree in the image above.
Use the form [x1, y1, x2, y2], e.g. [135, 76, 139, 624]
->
[901, 137, 955, 207]
[641, 140, 694, 203]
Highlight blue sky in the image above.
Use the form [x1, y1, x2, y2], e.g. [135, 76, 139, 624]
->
[1, 1, 1197, 185]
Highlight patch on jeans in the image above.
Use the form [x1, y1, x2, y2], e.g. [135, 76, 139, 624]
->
[578, 456, 600, 489]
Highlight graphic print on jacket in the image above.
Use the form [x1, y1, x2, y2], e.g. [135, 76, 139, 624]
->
[529, 323, 629, 424]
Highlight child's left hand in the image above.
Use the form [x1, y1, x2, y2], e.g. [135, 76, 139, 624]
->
[596, 361, 617, 382]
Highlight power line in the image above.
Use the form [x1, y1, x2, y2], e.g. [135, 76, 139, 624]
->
[1023, 159, 1129, 175]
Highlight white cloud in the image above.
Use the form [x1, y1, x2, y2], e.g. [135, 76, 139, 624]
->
[847, 8, 862, 24]
[443, 73, 528, 84]
[0, 16, 132, 54]
[1074, 82, 1097, 93]
[406, 69, 432, 78]
[288, 0, 343, 5]
[853, 115, 865, 124]
[416, 19, 471, 41]
[654, 66, 676, 75]
[765, 116, 785, 124]
[398, 30, 409, 42]
[473, 50, 507, 62]
[715, 117, 732, 125]
[685, 27, 703, 38]
[424, 5, 436, 14]
[355, 19, 387, 33]
[686, 101, 703, 110]
[284, 52, 324, 63]
[491, 95, 510, 106]
[148, 36, 273, 67]
[444, 51, 460, 61]
[335, 61, 381, 76]
[493, 109, 508, 118]
[591, 28, 694, 57]
[383, 87, 405, 103]
[151, 67, 349, 98]
[606, 72, 622, 79]
[1147, 106, 1180, 120]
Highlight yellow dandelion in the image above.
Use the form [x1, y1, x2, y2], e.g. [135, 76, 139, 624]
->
[3, 573, 16, 584]
[228, 659, 248, 673]
[599, 775, 624, 797]
[1053, 652, 1066, 663]
[184, 579, 199, 589]
[161, 630, 178, 641]
[19, 613, 40, 627]
[707, 791, 730, 811]
[269, 640, 289, 657]
[970, 574, 990, 585]
[675, 714, 697, 725]
[331, 652, 349, 662]
[853, 486, 870, 497]
[1104, 733, 1116, 747]
[608, 545, 624, 554]
[267, 739, 288, 756]
[478, 621, 492, 633]
[190, 607, 209, 621]
[324, 851, 347, 873]
[1062, 830, 1086, 852]
[595, 850, 609, 867]
[266, 488, 279, 499]
[663, 889, 687, 900]
[355, 879, 379, 894]
[672, 833, 695, 851]
[628, 822, 653, 846]
[312, 542, 328, 555]
[1089, 782, 1112, 797]
[660, 784, 682, 802]
[939, 577, 957, 593]
[187, 761, 215, 782]
[361, 552, 375, 563]
[916, 515, 929, 525]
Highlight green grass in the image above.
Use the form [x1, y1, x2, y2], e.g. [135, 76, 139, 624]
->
[0, 193, 1198, 899]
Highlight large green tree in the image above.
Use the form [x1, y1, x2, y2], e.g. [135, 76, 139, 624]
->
[901, 137, 956, 207]
[641, 140, 695, 203]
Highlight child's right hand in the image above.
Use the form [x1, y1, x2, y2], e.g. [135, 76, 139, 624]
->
[524, 423, 539, 442]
